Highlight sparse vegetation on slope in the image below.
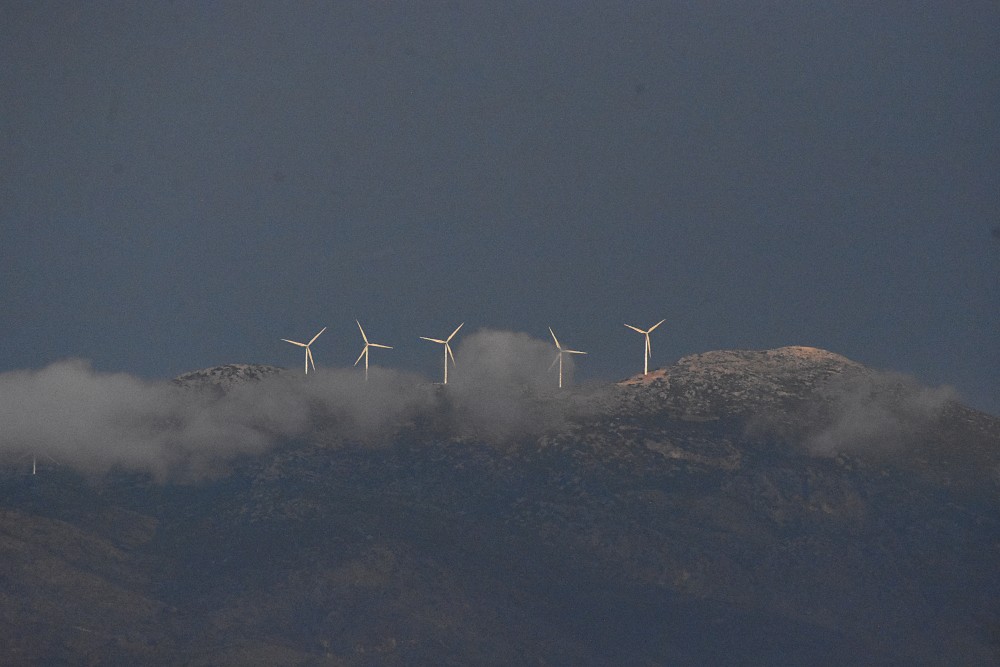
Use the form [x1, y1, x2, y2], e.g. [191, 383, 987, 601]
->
[1, 348, 997, 665]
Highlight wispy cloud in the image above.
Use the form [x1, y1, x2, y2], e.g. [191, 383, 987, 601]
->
[0, 330, 588, 479]
[0, 335, 959, 480]
[803, 371, 957, 456]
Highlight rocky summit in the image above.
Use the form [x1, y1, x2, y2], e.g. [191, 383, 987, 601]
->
[172, 363, 285, 391]
[1, 347, 998, 665]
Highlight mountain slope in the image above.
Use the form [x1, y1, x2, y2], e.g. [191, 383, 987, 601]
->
[1, 348, 997, 665]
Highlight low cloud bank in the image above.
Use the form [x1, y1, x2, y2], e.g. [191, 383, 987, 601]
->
[448, 329, 583, 439]
[0, 359, 349, 478]
[2, 330, 955, 478]
[803, 371, 958, 456]
[0, 330, 587, 479]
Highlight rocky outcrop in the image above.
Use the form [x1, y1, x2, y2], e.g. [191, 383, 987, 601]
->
[172, 364, 284, 391]
[618, 345, 869, 417]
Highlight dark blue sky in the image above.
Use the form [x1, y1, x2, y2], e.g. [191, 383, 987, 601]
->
[1, 2, 997, 413]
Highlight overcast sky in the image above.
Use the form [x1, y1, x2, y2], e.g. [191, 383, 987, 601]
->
[1, 2, 997, 414]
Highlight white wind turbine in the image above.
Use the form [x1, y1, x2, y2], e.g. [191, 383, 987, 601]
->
[548, 327, 586, 388]
[354, 320, 392, 381]
[420, 322, 464, 384]
[624, 319, 666, 375]
[22, 451, 58, 475]
[281, 327, 326, 374]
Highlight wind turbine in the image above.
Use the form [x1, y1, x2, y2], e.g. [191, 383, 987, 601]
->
[548, 327, 586, 388]
[420, 322, 463, 384]
[23, 451, 57, 475]
[281, 327, 326, 374]
[354, 320, 392, 381]
[624, 319, 666, 375]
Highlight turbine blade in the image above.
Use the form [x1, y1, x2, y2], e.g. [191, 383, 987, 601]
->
[308, 347, 316, 371]
[308, 327, 327, 345]
[421, 337, 446, 344]
[447, 322, 464, 341]
[648, 319, 666, 332]
[371, 343, 392, 349]
[624, 324, 645, 334]
[282, 339, 307, 347]
[548, 327, 561, 349]
[566, 349, 587, 355]
[548, 353, 560, 371]
[356, 320, 368, 344]
[355, 347, 367, 366]
[446, 343, 456, 365]
[646, 336, 652, 356]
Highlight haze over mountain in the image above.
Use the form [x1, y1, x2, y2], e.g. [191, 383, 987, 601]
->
[1, 337, 997, 665]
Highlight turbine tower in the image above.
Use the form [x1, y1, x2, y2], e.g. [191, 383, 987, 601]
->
[25, 451, 57, 475]
[548, 327, 586, 388]
[281, 327, 326, 374]
[624, 319, 666, 375]
[354, 320, 392, 381]
[420, 322, 464, 384]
